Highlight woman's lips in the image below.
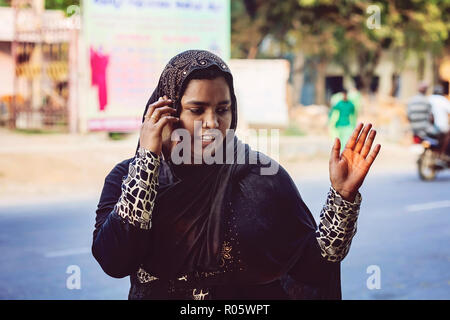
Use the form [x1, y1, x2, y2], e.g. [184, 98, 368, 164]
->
[201, 135, 215, 147]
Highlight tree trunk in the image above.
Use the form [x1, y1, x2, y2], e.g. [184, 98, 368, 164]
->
[432, 53, 441, 86]
[292, 52, 305, 106]
[315, 59, 327, 105]
[357, 47, 382, 95]
[247, 45, 259, 59]
[360, 70, 373, 95]
[417, 53, 425, 81]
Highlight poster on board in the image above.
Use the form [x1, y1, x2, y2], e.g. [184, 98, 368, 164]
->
[82, 0, 230, 132]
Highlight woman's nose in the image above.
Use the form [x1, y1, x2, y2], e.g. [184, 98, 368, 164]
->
[203, 112, 219, 129]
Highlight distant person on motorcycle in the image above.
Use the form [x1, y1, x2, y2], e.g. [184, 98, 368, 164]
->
[407, 82, 448, 166]
[428, 85, 450, 161]
[407, 82, 436, 137]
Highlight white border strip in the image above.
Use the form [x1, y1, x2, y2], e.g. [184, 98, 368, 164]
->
[405, 200, 450, 212]
[44, 247, 90, 258]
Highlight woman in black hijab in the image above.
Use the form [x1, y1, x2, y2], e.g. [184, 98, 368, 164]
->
[92, 50, 381, 299]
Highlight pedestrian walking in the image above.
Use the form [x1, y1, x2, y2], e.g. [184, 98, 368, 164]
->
[328, 89, 357, 153]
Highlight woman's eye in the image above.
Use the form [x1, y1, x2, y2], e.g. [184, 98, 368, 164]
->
[189, 108, 202, 114]
[217, 107, 230, 113]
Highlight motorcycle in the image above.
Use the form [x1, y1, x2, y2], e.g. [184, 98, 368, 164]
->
[413, 135, 450, 181]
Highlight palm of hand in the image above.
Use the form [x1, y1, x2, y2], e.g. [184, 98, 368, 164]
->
[329, 123, 381, 201]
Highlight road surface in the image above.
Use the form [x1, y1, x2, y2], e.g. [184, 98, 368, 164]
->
[0, 170, 449, 299]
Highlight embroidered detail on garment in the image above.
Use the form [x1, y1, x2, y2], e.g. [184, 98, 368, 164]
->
[188, 239, 237, 281]
[137, 267, 159, 284]
[316, 187, 362, 262]
[115, 147, 160, 230]
[177, 275, 188, 282]
[192, 288, 209, 300]
[219, 241, 233, 267]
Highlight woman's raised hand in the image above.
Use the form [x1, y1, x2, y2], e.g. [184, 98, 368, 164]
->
[329, 123, 381, 202]
[139, 96, 179, 155]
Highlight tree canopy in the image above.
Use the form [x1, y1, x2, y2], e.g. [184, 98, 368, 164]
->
[231, 0, 450, 92]
[0, 0, 79, 11]
[44, 0, 79, 11]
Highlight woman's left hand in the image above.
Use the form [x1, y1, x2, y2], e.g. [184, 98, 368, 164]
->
[329, 123, 381, 202]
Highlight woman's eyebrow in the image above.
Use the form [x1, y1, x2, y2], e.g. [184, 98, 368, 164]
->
[184, 100, 231, 106]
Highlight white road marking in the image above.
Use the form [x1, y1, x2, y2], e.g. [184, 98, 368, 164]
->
[44, 247, 90, 258]
[405, 200, 450, 212]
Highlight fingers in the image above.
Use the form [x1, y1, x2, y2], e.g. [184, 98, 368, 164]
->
[155, 116, 179, 134]
[366, 143, 381, 166]
[153, 95, 179, 131]
[149, 106, 176, 122]
[354, 123, 372, 153]
[361, 129, 377, 158]
[330, 138, 341, 162]
[345, 123, 364, 150]
[144, 104, 156, 119]
[145, 97, 174, 120]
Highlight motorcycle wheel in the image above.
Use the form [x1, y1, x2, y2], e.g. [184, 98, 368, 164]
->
[418, 149, 436, 181]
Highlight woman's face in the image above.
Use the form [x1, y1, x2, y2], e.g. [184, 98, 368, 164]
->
[179, 77, 232, 160]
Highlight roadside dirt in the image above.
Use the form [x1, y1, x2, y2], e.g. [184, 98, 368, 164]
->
[0, 128, 417, 206]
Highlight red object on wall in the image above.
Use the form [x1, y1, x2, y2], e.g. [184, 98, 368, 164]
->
[90, 46, 110, 111]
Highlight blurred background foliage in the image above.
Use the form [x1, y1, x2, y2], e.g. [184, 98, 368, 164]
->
[44, 0, 79, 11]
[0, 0, 79, 12]
[231, 0, 450, 93]
[1, 0, 450, 94]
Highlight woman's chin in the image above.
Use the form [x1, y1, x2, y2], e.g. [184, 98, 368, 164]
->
[190, 150, 219, 165]
[201, 139, 216, 148]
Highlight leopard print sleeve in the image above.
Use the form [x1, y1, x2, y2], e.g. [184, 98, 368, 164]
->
[315, 186, 362, 262]
[114, 147, 160, 230]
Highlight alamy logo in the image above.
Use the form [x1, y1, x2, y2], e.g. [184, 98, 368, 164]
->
[366, 265, 381, 290]
[66, 265, 81, 290]
[168, 122, 280, 175]
[366, 5, 381, 30]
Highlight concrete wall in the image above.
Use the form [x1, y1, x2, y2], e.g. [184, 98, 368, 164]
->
[322, 48, 435, 103]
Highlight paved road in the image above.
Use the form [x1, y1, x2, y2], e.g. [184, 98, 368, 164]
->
[299, 170, 450, 300]
[0, 170, 449, 300]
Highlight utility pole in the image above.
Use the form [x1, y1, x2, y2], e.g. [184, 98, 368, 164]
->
[68, 5, 81, 134]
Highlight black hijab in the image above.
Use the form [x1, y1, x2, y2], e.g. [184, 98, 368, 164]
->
[92, 50, 342, 298]
[129, 51, 341, 300]
[139, 50, 252, 280]
[136, 49, 237, 152]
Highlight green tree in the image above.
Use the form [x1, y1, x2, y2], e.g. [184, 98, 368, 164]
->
[231, 0, 450, 96]
[231, 0, 296, 59]
[1, 0, 79, 11]
[45, 0, 79, 11]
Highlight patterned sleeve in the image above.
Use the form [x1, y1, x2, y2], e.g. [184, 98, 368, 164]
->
[315, 186, 362, 262]
[114, 147, 160, 230]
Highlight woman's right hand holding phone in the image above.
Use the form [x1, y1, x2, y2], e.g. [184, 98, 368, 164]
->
[139, 96, 179, 156]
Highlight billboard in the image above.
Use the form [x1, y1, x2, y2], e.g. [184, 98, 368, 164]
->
[81, 0, 230, 132]
[229, 59, 290, 128]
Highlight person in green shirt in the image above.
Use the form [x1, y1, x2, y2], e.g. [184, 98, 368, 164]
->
[329, 89, 357, 152]
[330, 87, 361, 114]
